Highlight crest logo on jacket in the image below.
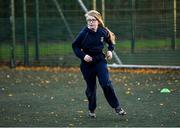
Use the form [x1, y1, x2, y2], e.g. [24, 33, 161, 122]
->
[100, 37, 104, 42]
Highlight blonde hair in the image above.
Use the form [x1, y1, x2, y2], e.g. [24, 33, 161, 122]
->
[85, 10, 116, 44]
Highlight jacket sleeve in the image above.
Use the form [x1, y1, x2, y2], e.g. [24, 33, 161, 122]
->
[72, 30, 86, 60]
[107, 38, 114, 51]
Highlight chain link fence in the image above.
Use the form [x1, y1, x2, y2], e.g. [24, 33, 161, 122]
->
[0, 0, 180, 67]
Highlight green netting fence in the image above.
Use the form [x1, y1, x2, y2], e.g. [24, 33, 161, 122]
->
[0, 0, 180, 67]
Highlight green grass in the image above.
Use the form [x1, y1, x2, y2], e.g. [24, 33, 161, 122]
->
[0, 42, 72, 60]
[0, 67, 180, 127]
[116, 39, 180, 51]
[0, 39, 180, 66]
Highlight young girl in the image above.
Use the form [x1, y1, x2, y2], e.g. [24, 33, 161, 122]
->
[72, 10, 126, 118]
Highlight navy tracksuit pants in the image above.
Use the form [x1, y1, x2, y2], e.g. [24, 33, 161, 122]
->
[80, 60, 120, 111]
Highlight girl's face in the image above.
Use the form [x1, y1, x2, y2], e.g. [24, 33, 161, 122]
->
[86, 15, 99, 32]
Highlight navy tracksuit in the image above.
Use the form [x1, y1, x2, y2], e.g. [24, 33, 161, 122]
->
[72, 26, 120, 111]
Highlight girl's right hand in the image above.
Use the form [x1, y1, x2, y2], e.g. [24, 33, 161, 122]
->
[107, 51, 113, 60]
[84, 55, 93, 62]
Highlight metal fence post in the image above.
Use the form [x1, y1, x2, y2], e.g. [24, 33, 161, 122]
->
[23, 0, 29, 65]
[35, 0, 40, 61]
[131, 0, 136, 53]
[93, 0, 96, 10]
[102, 0, 105, 24]
[11, 0, 16, 68]
[171, 0, 176, 50]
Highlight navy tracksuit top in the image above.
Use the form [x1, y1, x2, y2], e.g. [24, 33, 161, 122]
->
[72, 26, 114, 62]
[72, 26, 120, 110]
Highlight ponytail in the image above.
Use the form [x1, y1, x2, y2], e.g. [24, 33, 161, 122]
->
[104, 27, 116, 44]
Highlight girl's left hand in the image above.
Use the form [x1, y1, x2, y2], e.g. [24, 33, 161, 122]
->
[107, 51, 113, 60]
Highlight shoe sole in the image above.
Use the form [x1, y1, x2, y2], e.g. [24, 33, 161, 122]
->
[116, 112, 127, 116]
[88, 115, 96, 118]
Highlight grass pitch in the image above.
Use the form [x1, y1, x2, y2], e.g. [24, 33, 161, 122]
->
[0, 67, 179, 127]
